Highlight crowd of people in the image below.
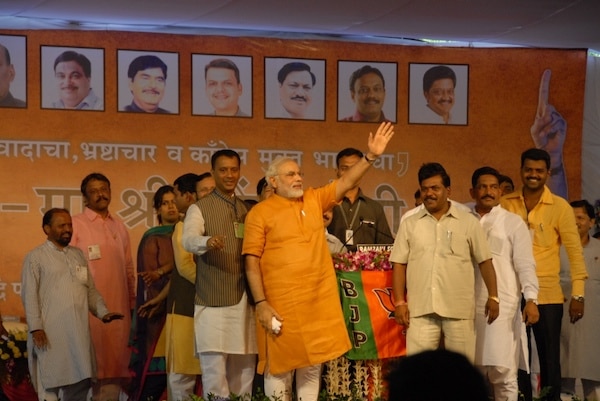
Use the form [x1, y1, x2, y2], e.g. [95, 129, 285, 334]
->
[15, 121, 600, 401]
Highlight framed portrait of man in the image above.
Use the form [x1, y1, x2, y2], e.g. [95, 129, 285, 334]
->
[264, 57, 325, 121]
[192, 54, 252, 117]
[0, 34, 27, 108]
[408, 63, 469, 125]
[117, 49, 179, 114]
[40, 45, 104, 111]
[338, 61, 397, 123]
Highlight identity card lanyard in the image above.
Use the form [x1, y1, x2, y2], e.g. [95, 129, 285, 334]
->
[338, 200, 361, 246]
[213, 191, 245, 239]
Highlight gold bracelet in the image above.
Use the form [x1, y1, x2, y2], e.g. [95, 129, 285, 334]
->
[488, 296, 500, 304]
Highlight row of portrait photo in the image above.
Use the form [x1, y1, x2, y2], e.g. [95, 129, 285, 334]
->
[1, 34, 469, 125]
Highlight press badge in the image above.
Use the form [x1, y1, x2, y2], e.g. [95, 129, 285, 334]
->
[345, 229, 354, 246]
[234, 222, 245, 239]
[88, 244, 101, 260]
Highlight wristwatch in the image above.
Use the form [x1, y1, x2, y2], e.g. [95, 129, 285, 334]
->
[572, 295, 585, 303]
[526, 298, 538, 305]
[364, 153, 377, 164]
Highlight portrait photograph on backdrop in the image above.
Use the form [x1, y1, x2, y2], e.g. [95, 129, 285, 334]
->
[0, 34, 27, 108]
[118, 49, 179, 114]
[264, 57, 326, 121]
[408, 63, 469, 125]
[192, 54, 252, 117]
[40, 45, 104, 111]
[337, 61, 397, 123]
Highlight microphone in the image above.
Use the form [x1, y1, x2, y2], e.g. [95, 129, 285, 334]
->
[359, 217, 396, 243]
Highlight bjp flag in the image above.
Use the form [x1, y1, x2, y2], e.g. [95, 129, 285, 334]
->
[337, 270, 406, 360]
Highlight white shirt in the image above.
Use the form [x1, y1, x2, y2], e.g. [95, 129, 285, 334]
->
[471, 204, 539, 369]
[472, 205, 539, 305]
[181, 203, 210, 255]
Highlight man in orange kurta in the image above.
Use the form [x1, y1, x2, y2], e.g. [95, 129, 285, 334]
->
[243, 122, 394, 401]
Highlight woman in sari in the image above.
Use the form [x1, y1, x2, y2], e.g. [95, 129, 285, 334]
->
[129, 185, 179, 400]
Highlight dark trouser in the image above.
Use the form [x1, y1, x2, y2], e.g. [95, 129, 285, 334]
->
[519, 303, 563, 401]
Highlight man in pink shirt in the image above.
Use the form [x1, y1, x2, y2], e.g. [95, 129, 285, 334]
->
[71, 173, 135, 401]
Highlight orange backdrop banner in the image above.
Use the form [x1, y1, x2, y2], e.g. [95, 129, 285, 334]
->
[0, 29, 587, 317]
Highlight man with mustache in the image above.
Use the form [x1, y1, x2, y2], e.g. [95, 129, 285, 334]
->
[124, 54, 170, 113]
[501, 148, 587, 401]
[71, 173, 135, 401]
[182, 150, 257, 399]
[276, 62, 315, 119]
[51, 50, 103, 110]
[243, 122, 394, 401]
[342, 65, 390, 123]
[391, 162, 499, 363]
[469, 166, 539, 401]
[22, 208, 123, 401]
[420, 65, 456, 124]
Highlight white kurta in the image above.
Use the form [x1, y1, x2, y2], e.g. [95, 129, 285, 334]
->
[21, 241, 109, 390]
[560, 236, 600, 381]
[472, 205, 539, 370]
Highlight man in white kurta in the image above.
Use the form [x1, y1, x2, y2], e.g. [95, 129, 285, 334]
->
[469, 167, 539, 401]
[21, 208, 122, 401]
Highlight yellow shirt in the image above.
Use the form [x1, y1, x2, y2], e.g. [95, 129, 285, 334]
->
[501, 186, 587, 304]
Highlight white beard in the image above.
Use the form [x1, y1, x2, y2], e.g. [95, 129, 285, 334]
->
[278, 186, 304, 199]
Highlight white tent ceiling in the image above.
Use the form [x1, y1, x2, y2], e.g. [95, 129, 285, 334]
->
[1, 0, 599, 51]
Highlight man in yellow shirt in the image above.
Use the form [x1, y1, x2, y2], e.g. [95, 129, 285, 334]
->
[501, 148, 587, 401]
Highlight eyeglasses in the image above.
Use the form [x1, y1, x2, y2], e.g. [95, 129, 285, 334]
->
[279, 171, 304, 178]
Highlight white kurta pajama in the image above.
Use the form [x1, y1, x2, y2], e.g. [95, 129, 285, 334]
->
[21, 241, 109, 392]
[471, 205, 539, 401]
